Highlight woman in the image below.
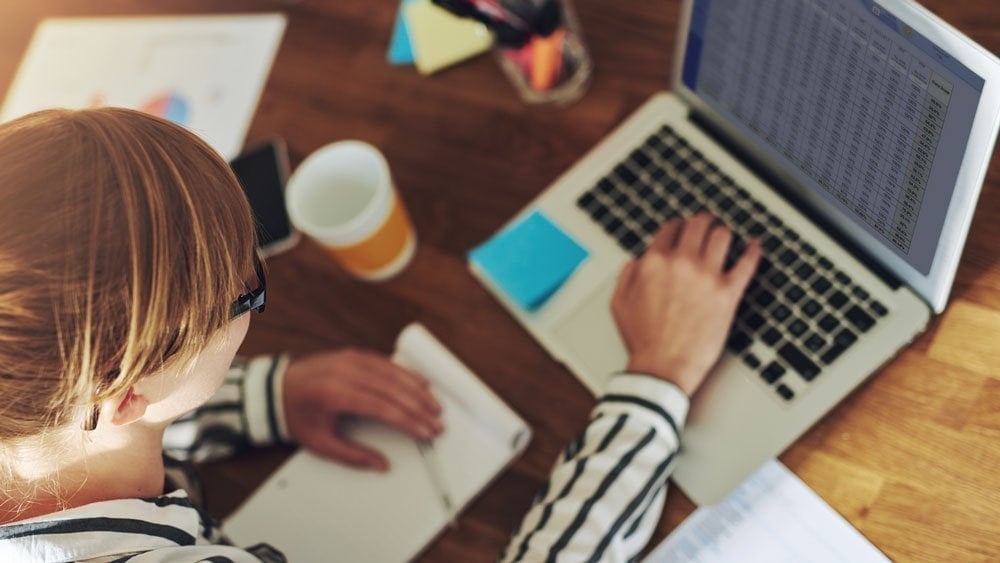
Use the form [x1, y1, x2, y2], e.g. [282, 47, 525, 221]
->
[0, 108, 758, 562]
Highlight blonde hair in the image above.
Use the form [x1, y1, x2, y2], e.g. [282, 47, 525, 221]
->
[0, 108, 256, 443]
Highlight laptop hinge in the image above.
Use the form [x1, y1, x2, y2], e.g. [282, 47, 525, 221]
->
[688, 109, 903, 291]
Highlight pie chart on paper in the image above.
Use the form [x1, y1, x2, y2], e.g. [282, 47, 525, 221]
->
[139, 92, 190, 125]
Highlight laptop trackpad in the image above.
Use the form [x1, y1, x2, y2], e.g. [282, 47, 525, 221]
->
[551, 275, 629, 391]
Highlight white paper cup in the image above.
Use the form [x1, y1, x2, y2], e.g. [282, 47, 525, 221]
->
[285, 141, 416, 280]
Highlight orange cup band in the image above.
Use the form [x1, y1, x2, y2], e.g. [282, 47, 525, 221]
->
[322, 195, 413, 275]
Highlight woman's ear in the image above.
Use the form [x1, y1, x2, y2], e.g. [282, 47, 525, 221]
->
[110, 387, 149, 426]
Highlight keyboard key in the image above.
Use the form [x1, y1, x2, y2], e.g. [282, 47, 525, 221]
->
[751, 201, 766, 213]
[762, 235, 781, 251]
[871, 301, 888, 317]
[801, 243, 816, 255]
[811, 277, 832, 295]
[779, 249, 797, 265]
[745, 312, 766, 331]
[614, 192, 629, 206]
[641, 218, 659, 234]
[598, 179, 615, 194]
[757, 257, 773, 275]
[776, 383, 795, 400]
[726, 330, 752, 354]
[827, 290, 849, 309]
[804, 333, 826, 352]
[679, 193, 696, 207]
[772, 304, 791, 322]
[743, 353, 761, 369]
[733, 209, 751, 224]
[795, 263, 815, 279]
[779, 343, 821, 380]
[785, 228, 800, 242]
[675, 159, 690, 172]
[818, 314, 840, 333]
[651, 198, 669, 211]
[851, 286, 870, 300]
[604, 217, 624, 234]
[834, 271, 851, 285]
[788, 319, 809, 337]
[591, 205, 609, 220]
[619, 231, 642, 251]
[717, 196, 734, 210]
[748, 222, 766, 236]
[845, 305, 875, 332]
[761, 327, 782, 346]
[578, 192, 596, 208]
[689, 171, 705, 184]
[817, 256, 833, 270]
[768, 271, 789, 289]
[835, 328, 858, 347]
[705, 184, 720, 198]
[754, 290, 776, 308]
[615, 164, 638, 185]
[637, 185, 654, 199]
[651, 168, 668, 182]
[627, 205, 645, 219]
[802, 299, 822, 317]
[631, 149, 652, 168]
[820, 343, 847, 365]
[820, 329, 856, 364]
[761, 361, 785, 384]
[767, 214, 782, 227]
[659, 146, 676, 160]
[785, 285, 805, 303]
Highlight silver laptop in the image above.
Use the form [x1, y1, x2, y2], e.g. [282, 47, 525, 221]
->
[470, 0, 1000, 505]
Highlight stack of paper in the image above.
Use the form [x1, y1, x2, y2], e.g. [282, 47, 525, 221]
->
[387, 0, 493, 75]
[645, 460, 889, 562]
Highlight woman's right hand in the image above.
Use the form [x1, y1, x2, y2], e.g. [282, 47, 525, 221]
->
[611, 213, 761, 396]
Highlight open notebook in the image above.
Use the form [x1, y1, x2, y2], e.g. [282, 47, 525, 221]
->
[224, 323, 531, 561]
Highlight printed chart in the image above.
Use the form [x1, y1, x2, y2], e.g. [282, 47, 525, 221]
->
[1, 15, 286, 159]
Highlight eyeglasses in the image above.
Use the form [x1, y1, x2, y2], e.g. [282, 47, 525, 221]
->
[231, 251, 267, 319]
[84, 253, 267, 431]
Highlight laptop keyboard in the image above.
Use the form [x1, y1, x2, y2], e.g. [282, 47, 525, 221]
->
[576, 125, 891, 403]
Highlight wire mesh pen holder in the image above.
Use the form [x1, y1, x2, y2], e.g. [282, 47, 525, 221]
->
[493, 0, 592, 106]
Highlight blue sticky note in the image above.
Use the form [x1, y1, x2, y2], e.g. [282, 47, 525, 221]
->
[470, 210, 590, 311]
[388, 0, 418, 65]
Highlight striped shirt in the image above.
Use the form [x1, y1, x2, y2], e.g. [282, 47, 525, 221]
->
[502, 374, 688, 563]
[1, 359, 688, 563]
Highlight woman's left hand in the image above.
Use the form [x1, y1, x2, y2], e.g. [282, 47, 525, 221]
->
[282, 348, 443, 471]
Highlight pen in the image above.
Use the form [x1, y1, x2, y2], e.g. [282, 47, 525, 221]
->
[417, 439, 457, 528]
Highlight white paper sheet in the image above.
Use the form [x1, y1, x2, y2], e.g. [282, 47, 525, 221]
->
[224, 324, 531, 562]
[1, 15, 285, 159]
[645, 460, 889, 563]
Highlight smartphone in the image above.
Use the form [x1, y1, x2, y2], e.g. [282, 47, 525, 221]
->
[229, 139, 300, 257]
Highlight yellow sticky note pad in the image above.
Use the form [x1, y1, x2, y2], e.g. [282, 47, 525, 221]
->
[405, 0, 493, 75]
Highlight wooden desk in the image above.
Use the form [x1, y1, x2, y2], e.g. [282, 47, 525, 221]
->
[2, 1, 997, 560]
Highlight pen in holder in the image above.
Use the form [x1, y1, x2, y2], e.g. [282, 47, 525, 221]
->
[432, 0, 593, 106]
[495, 0, 591, 105]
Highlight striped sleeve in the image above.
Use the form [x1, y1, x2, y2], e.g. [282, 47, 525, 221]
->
[502, 373, 689, 563]
[163, 354, 292, 463]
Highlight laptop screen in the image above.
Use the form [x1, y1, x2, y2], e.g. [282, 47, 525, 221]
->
[681, 0, 985, 275]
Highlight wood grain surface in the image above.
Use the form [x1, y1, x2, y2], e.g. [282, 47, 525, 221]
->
[1, 1, 997, 561]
